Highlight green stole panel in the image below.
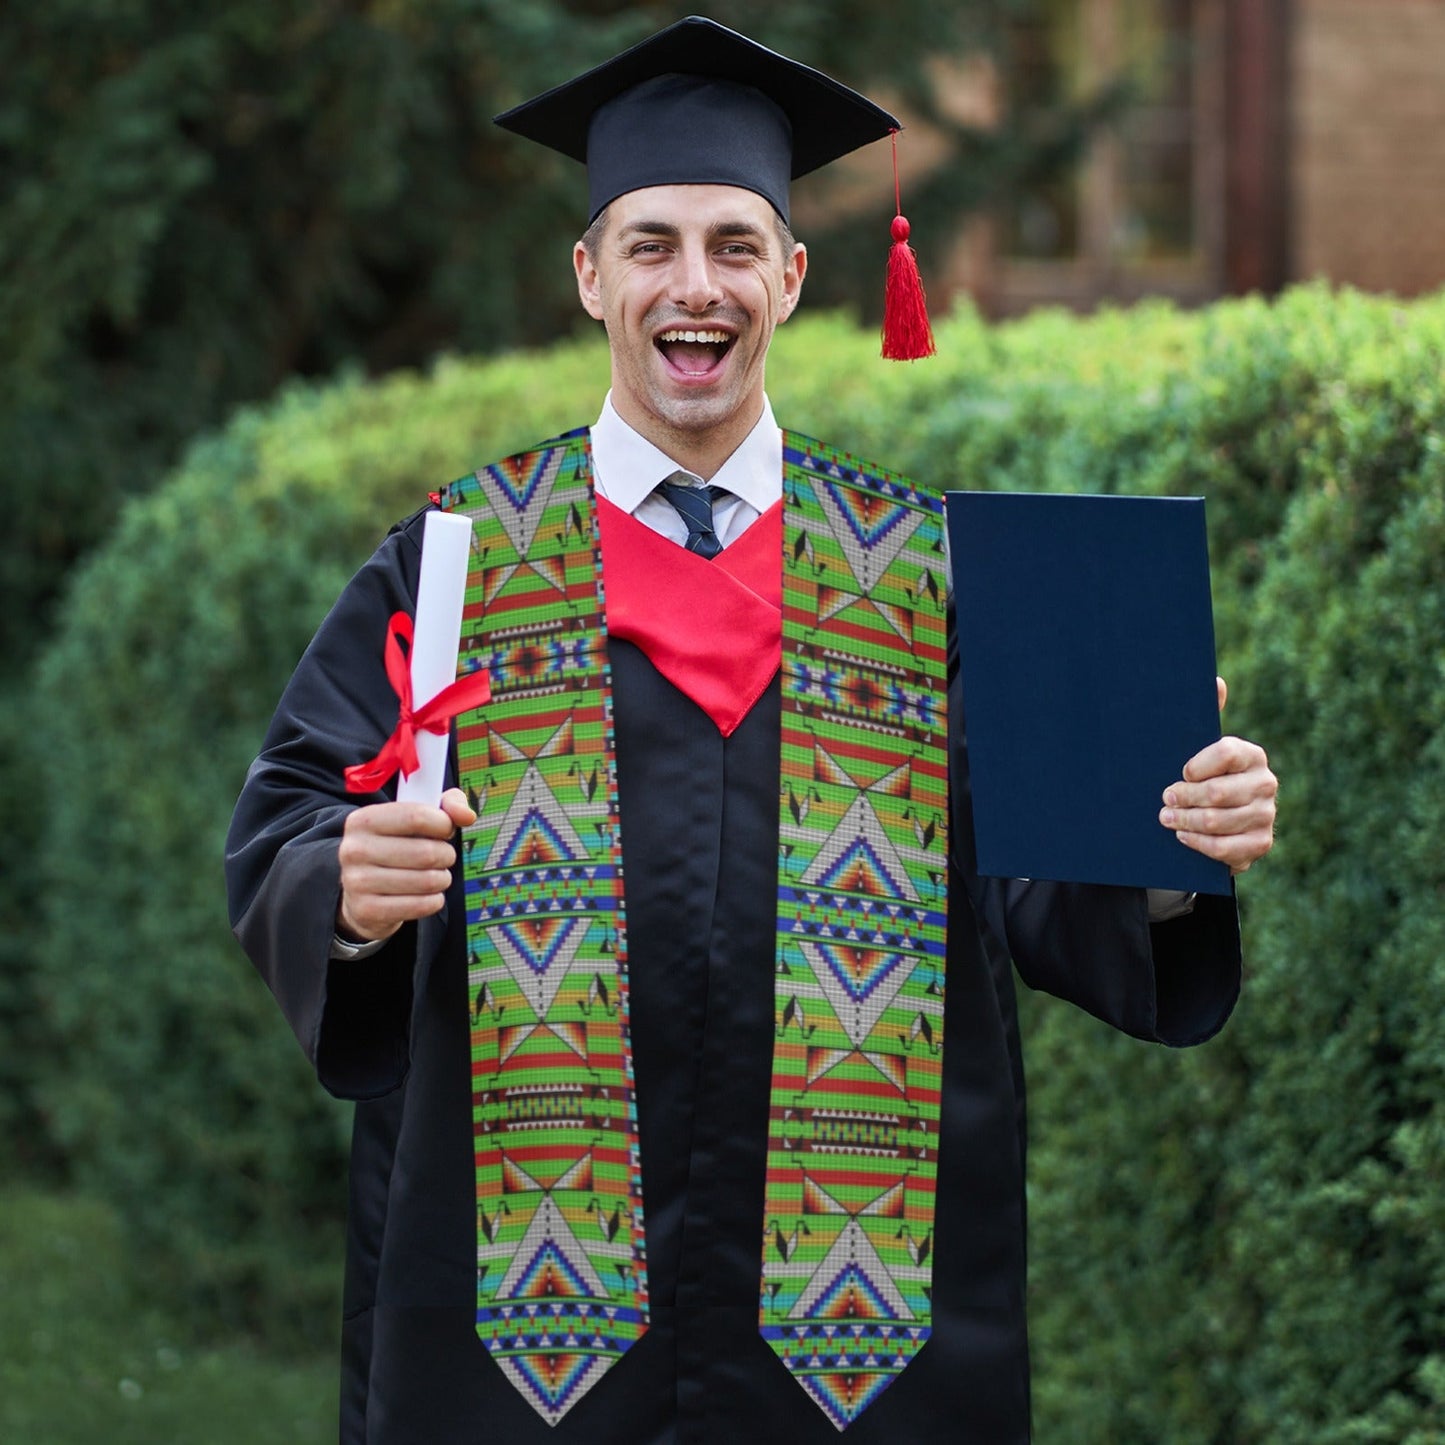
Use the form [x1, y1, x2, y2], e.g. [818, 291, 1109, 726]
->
[438, 429, 948, 1431]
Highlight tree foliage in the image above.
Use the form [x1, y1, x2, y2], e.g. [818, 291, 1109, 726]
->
[0, 0, 1053, 664]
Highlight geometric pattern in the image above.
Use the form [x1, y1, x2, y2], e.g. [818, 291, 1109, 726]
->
[764, 434, 948, 1430]
[439, 429, 947, 1431]
[441, 433, 648, 1427]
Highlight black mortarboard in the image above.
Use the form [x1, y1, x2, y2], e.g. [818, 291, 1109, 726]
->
[493, 15, 901, 225]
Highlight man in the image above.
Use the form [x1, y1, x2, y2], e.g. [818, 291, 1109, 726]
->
[226, 17, 1277, 1444]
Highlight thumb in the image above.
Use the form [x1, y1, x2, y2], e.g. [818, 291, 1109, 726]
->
[440, 786, 478, 829]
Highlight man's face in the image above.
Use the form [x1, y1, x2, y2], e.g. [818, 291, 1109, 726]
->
[574, 184, 806, 464]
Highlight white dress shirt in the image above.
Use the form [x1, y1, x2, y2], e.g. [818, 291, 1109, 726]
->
[590, 391, 781, 543]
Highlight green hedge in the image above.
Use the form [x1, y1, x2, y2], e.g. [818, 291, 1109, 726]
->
[1011, 292, 1445, 1444]
[28, 286, 1445, 1440]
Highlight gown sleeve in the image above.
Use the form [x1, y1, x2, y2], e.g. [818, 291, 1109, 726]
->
[224, 509, 438, 1098]
[945, 614, 1241, 1048]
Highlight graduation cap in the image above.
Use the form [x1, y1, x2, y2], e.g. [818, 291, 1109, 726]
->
[495, 15, 935, 359]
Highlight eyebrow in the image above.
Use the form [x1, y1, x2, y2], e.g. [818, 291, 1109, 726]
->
[618, 219, 771, 246]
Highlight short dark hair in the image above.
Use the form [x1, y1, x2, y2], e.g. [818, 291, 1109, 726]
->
[580, 206, 610, 264]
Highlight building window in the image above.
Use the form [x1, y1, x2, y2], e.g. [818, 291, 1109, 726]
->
[993, 0, 1224, 311]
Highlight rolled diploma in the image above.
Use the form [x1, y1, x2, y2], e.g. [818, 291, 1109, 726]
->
[396, 510, 474, 805]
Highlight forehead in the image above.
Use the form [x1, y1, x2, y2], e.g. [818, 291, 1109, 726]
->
[606, 183, 780, 234]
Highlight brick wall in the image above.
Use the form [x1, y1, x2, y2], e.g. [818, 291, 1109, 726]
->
[1292, 0, 1445, 296]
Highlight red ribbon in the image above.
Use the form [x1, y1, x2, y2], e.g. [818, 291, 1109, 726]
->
[344, 611, 492, 794]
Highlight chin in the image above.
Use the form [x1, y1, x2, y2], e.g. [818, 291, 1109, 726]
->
[661, 399, 742, 436]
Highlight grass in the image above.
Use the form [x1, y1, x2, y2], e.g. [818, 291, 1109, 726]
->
[1, 1188, 336, 1445]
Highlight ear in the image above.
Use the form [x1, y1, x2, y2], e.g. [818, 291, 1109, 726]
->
[575, 240, 605, 321]
[777, 242, 807, 324]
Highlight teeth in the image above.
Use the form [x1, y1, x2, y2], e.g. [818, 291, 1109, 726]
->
[657, 329, 730, 344]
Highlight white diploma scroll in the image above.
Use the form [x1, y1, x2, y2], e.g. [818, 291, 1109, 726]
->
[396, 510, 474, 806]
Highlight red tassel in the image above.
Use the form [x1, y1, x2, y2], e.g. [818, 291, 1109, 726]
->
[883, 215, 935, 360]
[881, 131, 934, 360]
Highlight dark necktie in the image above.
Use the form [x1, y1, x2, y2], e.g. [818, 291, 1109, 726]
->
[657, 474, 727, 558]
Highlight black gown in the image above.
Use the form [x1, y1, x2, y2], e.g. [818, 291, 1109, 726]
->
[226, 498, 1241, 1445]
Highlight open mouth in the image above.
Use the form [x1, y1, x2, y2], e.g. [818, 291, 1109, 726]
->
[655, 328, 734, 377]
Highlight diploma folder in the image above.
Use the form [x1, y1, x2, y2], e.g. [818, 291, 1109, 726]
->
[945, 490, 1231, 896]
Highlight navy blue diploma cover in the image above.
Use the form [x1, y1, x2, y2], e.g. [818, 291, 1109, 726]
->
[946, 491, 1231, 896]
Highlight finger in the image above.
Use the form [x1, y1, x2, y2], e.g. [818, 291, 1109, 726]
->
[341, 860, 456, 897]
[1163, 765, 1277, 816]
[1216, 675, 1228, 713]
[1160, 794, 1276, 838]
[344, 800, 461, 841]
[1166, 786, 1279, 845]
[1175, 825, 1274, 874]
[441, 786, 479, 829]
[338, 887, 446, 942]
[338, 831, 457, 874]
[337, 853, 455, 938]
[1180, 735, 1268, 785]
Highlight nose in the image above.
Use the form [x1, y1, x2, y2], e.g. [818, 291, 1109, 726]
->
[672, 242, 723, 314]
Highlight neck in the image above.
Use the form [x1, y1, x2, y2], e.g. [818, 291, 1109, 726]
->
[611, 395, 764, 482]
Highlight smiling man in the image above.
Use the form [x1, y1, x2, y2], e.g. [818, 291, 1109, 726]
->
[575, 185, 805, 476]
[226, 17, 1277, 1445]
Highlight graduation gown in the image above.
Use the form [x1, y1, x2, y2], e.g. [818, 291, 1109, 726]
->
[226, 496, 1241, 1445]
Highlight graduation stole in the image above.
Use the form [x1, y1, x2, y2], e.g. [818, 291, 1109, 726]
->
[438, 429, 948, 1431]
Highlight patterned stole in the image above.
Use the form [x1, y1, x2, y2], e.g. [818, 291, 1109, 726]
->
[438, 430, 948, 1431]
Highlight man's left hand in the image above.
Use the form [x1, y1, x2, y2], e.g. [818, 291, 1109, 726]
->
[1159, 677, 1278, 874]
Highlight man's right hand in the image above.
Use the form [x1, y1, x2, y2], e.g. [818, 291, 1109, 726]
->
[336, 787, 478, 943]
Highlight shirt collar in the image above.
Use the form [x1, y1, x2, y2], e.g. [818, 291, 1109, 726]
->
[590, 392, 783, 515]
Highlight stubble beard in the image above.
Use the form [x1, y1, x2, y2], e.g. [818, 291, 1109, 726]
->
[630, 303, 762, 440]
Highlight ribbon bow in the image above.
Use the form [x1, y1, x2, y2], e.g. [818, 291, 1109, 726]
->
[344, 611, 492, 794]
